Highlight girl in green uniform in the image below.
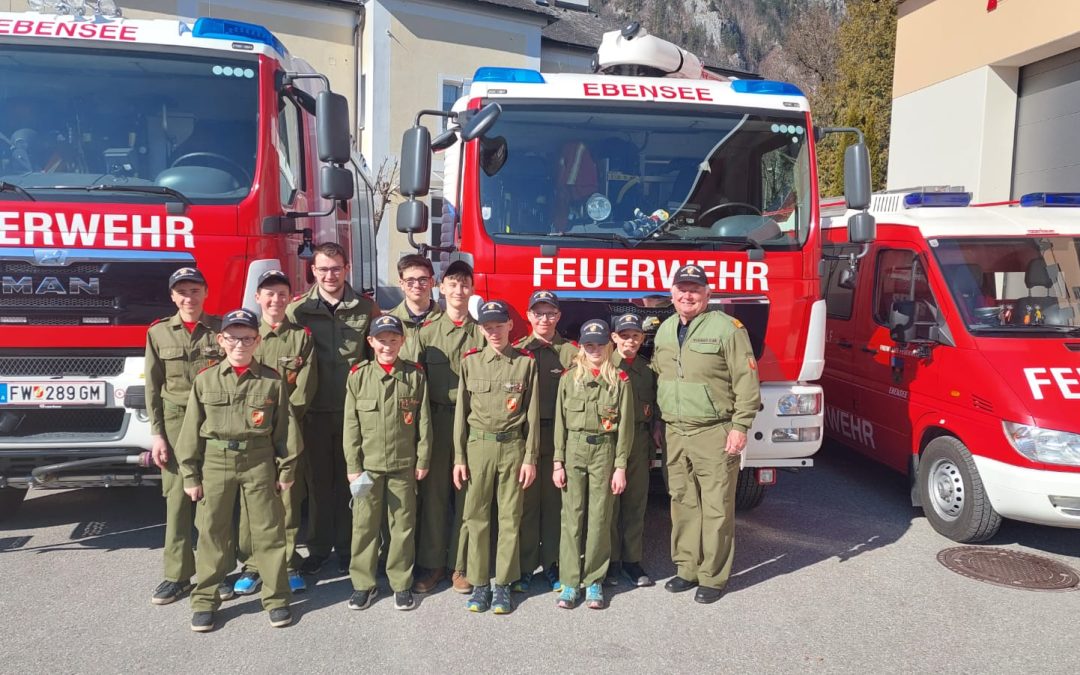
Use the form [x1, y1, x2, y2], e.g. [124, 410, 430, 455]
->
[553, 319, 634, 609]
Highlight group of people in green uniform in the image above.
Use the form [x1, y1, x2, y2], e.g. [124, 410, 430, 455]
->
[144, 242, 761, 632]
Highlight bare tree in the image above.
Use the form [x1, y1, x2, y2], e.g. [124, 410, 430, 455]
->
[372, 156, 401, 236]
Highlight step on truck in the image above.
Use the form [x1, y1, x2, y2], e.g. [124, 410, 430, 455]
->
[0, 1, 376, 518]
[821, 189, 1080, 541]
[393, 22, 877, 507]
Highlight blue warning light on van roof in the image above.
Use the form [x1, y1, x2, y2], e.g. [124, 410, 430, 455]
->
[1019, 192, 1080, 207]
[903, 191, 973, 208]
[192, 17, 286, 57]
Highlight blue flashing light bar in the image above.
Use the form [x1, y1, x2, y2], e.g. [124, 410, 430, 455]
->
[472, 67, 545, 84]
[1019, 192, 1080, 207]
[192, 17, 286, 56]
[903, 191, 972, 208]
[731, 79, 804, 97]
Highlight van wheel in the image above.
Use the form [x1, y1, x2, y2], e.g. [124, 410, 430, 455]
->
[734, 468, 766, 511]
[0, 488, 26, 522]
[917, 437, 1001, 542]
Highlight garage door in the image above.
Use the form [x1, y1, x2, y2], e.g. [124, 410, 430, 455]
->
[1012, 47, 1080, 197]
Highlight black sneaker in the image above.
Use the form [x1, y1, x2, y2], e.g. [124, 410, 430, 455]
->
[604, 562, 622, 587]
[269, 607, 293, 627]
[465, 585, 492, 612]
[190, 611, 214, 633]
[299, 554, 327, 575]
[623, 561, 654, 587]
[217, 581, 236, 602]
[336, 554, 351, 575]
[151, 579, 192, 605]
[394, 590, 416, 611]
[347, 588, 377, 611]
[491, 584, 514, 615]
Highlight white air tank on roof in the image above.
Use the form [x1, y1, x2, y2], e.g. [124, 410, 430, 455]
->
[595, 22, 727, 82]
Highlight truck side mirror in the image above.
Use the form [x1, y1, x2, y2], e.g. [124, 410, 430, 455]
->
[320, 165, 354, 201]
[316, 91, 351, 164]
[431, 129, 458, 152]
[889, 300, 915, 343]
[847, 210, 876, 244]
[400, 125, 432, 197]
[397, 198, 429, 234]
[844, 142, 871, 210]
[460, 103, 502, 142]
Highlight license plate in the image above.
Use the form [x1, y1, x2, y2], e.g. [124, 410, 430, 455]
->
[0, 381, 106, 406]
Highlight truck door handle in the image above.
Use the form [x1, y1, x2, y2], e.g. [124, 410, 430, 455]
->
[837, 340, 852, 349]
[861, 346, 877, 354]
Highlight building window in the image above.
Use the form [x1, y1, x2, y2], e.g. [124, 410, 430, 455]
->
[439, 77, 471, 129]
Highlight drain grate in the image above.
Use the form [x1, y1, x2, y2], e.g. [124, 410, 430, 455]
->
[937, 546, 1079, 591]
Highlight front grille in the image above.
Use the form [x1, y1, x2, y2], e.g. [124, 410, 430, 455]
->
[0, 408, 126, 438]
[0, 356, 126, 377]
[0, 296, 115, 309]
[3, 262, 103, 275]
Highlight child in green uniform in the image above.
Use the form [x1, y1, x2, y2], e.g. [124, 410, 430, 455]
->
[176, 308, 295, 632]
[553, 319, 634, 610]
[343, 314, 432, 612]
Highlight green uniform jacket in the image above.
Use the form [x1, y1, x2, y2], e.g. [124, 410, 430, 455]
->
[415, 312, 484, 406]
[286, 284, 378, 412]
[256, 317, 318, 419]
[512, 333, 578, 421]
[554, 366, 636, 469]
[454, 346, 540, 465]
[144, 312, 223, 436]
[175, 361, 295, 488]
[388, 299, 442, 362]
[342, 359, 432, 474]
[651, 310, 761, 435]
[614, 353, 657, 428]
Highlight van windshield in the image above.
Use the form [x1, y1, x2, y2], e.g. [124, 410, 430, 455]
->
[929, 236, 1080, 334]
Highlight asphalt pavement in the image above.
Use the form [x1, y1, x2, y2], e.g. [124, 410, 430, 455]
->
[1, 441, 1077, 674]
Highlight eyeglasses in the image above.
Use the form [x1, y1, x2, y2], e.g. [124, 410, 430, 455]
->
[313, 266, 345, 276]
[221, 336, 257, 347]
[530, 312, 559, 321]
[401, 276, 432, 287]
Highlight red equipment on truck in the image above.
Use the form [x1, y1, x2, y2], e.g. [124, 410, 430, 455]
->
[0, 3, 375, 517]
[395, 22, 877, 506]
[821, 189, 1080, 541]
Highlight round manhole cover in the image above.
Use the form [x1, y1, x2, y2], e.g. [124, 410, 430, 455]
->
[937, 547, 1079, 591]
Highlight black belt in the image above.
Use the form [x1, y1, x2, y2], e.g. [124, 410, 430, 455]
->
[570, 431, 608, 445]
[471, 428, 523, 442]
[207, 439, 271, 451]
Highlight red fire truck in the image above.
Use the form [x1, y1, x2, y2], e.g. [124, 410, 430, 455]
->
[822, 189, 1080, 541]
[0, 4, 374, 517]
[395, 24, 876, 506]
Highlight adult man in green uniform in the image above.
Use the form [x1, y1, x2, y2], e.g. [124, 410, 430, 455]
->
[343, 314, 432, 611]
[453, 300, 539, 614]
[176, 308, 295, 632]
[412, 261, 484, 594]
[386, 254, 442, 361]
[513, 290, 577, 592]
[652, 264, 760, 604]
[145, 267, 224, 605]
[233, 270, 317, 596]
[287, 242, 379, 575]
[607, 313, 657, 588]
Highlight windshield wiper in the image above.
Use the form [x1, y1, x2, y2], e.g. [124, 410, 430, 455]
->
[0, 181, 35, 201]
[495, 231, 632, 248]
[42, 184, 192, 206]
[635, 233, 762, 251]
[969, 324, 1080, 336]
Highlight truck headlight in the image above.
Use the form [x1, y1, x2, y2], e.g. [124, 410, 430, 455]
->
[1003, 421, 1080, 467]
[776, 393, 821, 416]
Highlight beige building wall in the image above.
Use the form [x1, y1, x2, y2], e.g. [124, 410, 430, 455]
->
[888, 0, 1080, 200]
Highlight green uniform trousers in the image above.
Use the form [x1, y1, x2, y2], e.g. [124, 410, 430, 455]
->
[416, 404, 468, 571]
[559, 432, 616, 588]
[519, 421, 560, 573]
[463, 434, 524, 587]
[610, 426, 651, 565]
[161, 400, 195, 583]
[304, 410, 351, 559]
[191, 446, 290, 612]
[350, 469, 417, 592]
[666, 423, 740, 589]
[238, 453, 307, 573]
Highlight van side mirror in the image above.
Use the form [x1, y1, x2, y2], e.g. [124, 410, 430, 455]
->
[400, 125, 432, 197]
[316, 91, 351, 164]
[838, 266, 856, 290]
[889, 300, 915, 343]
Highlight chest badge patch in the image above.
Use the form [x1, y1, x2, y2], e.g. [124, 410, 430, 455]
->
[601, 418, 613, 431]
[251, 410, 265, 427]
[506, 396, 519, 412]
[403, 411, 414, 425]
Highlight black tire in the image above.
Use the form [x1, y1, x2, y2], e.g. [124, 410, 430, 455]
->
[917, 436, 1001, 542]
[0, 488, 26, 522]
[734, 468, 766, 511]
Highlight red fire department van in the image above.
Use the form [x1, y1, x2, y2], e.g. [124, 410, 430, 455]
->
[821, 189, 1080, 542]
[394, 23, 877, 506]
[0, 5, 375, 517]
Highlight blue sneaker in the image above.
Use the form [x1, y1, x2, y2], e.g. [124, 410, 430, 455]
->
[491, 584, 514, 615]
[465, 585, 492, 613]
[585, 582, 605, 609]
[510, 572, 532, 593]
[288, 571, 306, 593]
[232, 572, 261, 596]
[543, 565, 562, 592]
[556, 585, 578, 609]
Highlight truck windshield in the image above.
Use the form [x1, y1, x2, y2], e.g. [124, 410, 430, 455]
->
[930, 236, 1080, 334]
[474, 102, 811, 249]
[0, 45, 258, 204]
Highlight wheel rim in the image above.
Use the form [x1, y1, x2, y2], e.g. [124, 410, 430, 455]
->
[927, 458, 965, 522]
